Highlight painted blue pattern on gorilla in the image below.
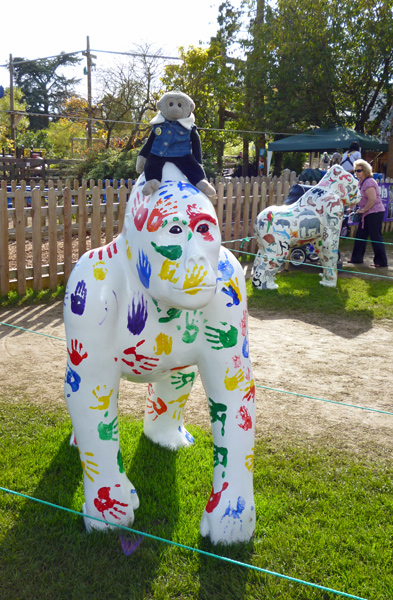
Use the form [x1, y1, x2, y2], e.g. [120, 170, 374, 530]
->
[137, 250, 152, 289]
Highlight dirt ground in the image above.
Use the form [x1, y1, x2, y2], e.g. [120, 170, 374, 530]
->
[1, 291, 392, 461]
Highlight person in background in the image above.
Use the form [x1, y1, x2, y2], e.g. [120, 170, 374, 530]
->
[330, 151, 341, 166]
[348, 159, 388, 268]
[340, 142, 361, 174]
[320, 151, 330, 170]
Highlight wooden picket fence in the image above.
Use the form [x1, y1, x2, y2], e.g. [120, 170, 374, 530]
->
[1, 173, 303, 295]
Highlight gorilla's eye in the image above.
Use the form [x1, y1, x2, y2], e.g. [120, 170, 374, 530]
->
[196, 223, 209, 234]
[178, 102, 182, 107]
[169, 101, 174, 106]
[169, 225, 183, 234]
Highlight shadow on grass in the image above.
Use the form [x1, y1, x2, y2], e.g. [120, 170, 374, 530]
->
[0, 419, 181, 599]
[0, 401, 257, 599]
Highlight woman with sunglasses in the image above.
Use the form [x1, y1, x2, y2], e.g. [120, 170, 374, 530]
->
[348, 159, 388, 268]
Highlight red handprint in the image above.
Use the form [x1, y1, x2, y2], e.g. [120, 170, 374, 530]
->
[146, 196, 178, 232]
[132, 192, 149, 231]
[206, 482, 229, 514]
[121, 340, 159, 375]
[237, 405, 252, 431]
[146, 395, 167, 421]
[243, 379, 256, 403]
[67, 339, 88, 366]
[94, 484, 128, 522]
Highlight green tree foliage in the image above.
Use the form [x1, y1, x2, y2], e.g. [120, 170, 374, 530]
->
[245, 0, 393, 135]
[0, 87, 29, 152]
[161, 1, 243, 169]
[12, 52, 81, 130]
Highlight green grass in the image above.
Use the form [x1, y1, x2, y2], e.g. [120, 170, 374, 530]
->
[247, 271, 393, 321]
[1, 400, 392, 600]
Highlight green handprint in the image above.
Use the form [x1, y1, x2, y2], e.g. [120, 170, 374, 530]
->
[97, 415, 119, 441]
[159, 307, 182, 323]
[208, 397, 227, 436]
[205, 322, 238, 350]
[182, 312, 199, 344]
[213, 444, 228, 470]
[170, 371, 196, 389]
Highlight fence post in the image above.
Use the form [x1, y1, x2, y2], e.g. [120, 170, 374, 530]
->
[224, 181, 233, 243]
[78, 186, 87, 257]
[233, 182, 242, 253]
[32, 188, 42, 291]
[91, 186, 101, 249]
[63, 187, 73, 284]
[48, 187, 58, 290]
[0, 183, 9, 295]
[15, 189, 26, 296]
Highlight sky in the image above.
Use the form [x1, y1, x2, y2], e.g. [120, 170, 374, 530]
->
[0, 0, 246, 102]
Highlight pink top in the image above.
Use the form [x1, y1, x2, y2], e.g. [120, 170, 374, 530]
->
[359, 178, 385, 216]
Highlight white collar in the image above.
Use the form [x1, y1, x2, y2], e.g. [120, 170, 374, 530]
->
[150, 112, 195, 130]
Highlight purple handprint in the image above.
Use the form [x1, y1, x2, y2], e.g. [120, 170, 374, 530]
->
[71, 280, 87, 315]
[127, 293, 148, 335]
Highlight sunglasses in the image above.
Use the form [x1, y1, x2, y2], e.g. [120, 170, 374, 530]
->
[354, 169, 363, 173]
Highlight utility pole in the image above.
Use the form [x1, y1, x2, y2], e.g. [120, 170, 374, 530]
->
[9, 54, 15, 152]
[82, 36, 96, 149]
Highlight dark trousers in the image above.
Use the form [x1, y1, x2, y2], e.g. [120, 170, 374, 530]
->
[350, 211, 388, 266]
[144, 154, 206, 186]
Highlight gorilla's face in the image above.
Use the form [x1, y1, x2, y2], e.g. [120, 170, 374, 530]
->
[125, 171, 221, 310]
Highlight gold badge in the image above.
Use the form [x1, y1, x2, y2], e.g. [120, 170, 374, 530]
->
[155, 127, 162, 135]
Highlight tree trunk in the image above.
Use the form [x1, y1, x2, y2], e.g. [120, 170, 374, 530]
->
[386, 110, 393, 178]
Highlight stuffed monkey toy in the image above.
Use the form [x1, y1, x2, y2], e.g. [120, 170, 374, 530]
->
[136, 91, 216, 197]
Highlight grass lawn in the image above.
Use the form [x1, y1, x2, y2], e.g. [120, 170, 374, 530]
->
[0, 400, 392, 600]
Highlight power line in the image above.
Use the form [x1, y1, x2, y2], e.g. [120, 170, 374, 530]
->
[0, 109, 297, 137]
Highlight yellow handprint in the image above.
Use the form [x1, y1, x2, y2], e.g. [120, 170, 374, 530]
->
[224, 367, 245, 391]
[245, 448, 254, 473]
[90, 385, 114, 410]
[79, 449, 100, 482]
[154, 332, 173, 355]
[183, 265, 207, 294]
[93, 261, 108, 281]
[159, 259, 180, 283]
[168, 393, 188, 420]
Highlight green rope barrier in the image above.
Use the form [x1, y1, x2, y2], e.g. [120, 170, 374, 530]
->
[0, 322, 392, 418]
[0, 486, 369, 600]
[256, 384, 393, 416]
[221, 244, 393, 279]
[0, 321, 65, 341]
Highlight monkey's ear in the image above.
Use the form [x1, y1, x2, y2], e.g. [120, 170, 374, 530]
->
[188, 99, 195, 113]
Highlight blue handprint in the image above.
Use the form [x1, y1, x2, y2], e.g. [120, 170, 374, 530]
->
[222, 284, 240, 307]
[217, 253, 235, 282]
[65, 363, 81, 395]
[71, 280, 87, 315]
[127, 293, 148, 335]
[137, 250, 152, 289]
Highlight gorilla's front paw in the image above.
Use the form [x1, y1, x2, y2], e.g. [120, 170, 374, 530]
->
[144, 423, 195, 450]
[200, 499, 255, 544]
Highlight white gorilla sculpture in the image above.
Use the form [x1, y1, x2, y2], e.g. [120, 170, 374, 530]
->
[252, 166, 360, 289]
[64, 163, 255, 544]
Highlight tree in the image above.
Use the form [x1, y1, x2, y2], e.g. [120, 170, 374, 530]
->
[161, 2, 243, 170]
[0, 87, 29, 152]
[245, 0, 393, 131]
[12, 53, 82, 130]
[96, 45, 164, 151]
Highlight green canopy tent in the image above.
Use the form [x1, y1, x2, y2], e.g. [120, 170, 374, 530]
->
[267, 126, 388, 173]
